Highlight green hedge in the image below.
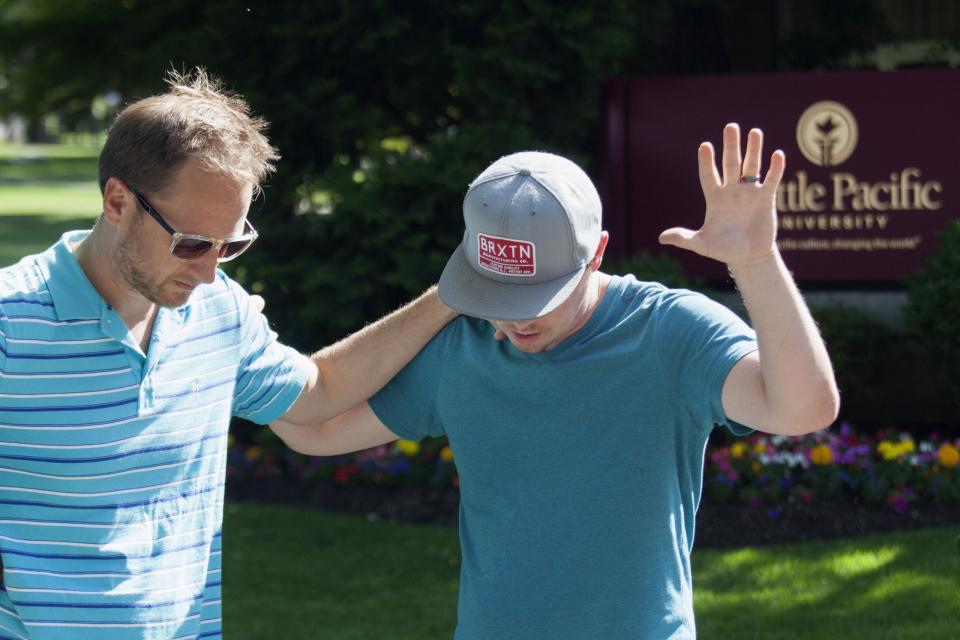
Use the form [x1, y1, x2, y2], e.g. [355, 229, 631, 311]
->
[907, 220, 960, 408]
[607, 250, 694, 290]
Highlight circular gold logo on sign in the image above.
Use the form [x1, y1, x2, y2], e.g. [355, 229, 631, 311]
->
[796, 101, 858, 167]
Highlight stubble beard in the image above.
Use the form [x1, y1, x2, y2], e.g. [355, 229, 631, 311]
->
[114, 234, 190, 309]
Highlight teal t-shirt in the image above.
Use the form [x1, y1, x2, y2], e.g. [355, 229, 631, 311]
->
[369, 275, 758, 639]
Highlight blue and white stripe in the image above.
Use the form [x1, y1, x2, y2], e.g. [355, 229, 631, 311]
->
[0, 231, 312, 639]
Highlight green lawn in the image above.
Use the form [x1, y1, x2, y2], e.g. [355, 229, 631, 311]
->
[0, 143, 102, 267]
[693, 527, 960, 639]
[222, 503, 460, 639]
[224, 502, 960, 640]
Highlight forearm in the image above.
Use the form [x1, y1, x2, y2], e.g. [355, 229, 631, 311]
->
[271, 403, 397, 456]
[298, 286, 455, 423]
[729, 251, 839, 430]
[270, 418, 337, 456]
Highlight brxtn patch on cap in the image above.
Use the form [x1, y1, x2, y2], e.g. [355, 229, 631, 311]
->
[477, 233, 536, 277]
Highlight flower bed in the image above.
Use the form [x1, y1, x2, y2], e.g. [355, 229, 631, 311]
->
[228, 434, 458, 488]
[706, 423, 960, 517]
[228, 422, 960, 516]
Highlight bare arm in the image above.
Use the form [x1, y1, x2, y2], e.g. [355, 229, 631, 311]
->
[659, 123, 839, 436]
[271, 402, 397, 455]
[280, 286, 456, 426]
[720, 253, 838, 435]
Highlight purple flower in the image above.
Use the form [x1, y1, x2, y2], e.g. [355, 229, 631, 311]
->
[390, 459, 412, 475]
[887, 495, 907, 514]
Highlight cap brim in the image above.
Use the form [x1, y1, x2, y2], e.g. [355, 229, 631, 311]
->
[438, 244, 587, 321]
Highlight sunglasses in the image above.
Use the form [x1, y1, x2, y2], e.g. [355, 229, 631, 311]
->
[132, 190, 258, 262]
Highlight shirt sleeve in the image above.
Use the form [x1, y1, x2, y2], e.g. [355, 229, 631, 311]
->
[368, 321, 456, 442]
[228, 280, 314, 425]
[653, 288, 758, 436]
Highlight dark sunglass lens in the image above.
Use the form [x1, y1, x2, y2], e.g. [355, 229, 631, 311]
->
[172, 238, 214, 259]
[220, 239, 253, 259]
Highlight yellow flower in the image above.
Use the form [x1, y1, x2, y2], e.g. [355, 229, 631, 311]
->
[877, 439, 914, 461]
[396, 440, 420, 457]
[938, 443, 960, 468]
[810, 444, 833, 466]
[751, 461, 761, 473]
[244, 445, 262, 462]
[880, 445, 898, 460]
[440, 446, 455, 463]
[753, 441, 767, 456]
[731, 442, 748, 459]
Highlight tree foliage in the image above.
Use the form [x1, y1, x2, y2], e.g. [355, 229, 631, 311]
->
[0, 0, 897, 346]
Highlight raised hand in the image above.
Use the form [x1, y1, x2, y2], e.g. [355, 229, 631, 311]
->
[659, 123, 785, 268]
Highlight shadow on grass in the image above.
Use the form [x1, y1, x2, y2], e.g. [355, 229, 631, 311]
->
[222, 503, 460, 640]
[694, 527, 960, 640]
[0, 155, 99, 184]
[0, 214, 95, 268]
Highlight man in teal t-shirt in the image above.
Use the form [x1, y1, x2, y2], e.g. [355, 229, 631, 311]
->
[272, 123, 840, 639]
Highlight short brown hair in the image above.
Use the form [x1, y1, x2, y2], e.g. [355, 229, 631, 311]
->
[98, 67, 279, 197]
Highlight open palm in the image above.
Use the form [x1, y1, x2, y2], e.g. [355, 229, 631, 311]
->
[660, 123, 785, 267]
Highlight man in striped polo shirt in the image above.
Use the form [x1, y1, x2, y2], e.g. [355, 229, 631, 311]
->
[0, 69, 455, 640]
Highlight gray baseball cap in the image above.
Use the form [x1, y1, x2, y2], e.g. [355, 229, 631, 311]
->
[438, 151, 602, 321]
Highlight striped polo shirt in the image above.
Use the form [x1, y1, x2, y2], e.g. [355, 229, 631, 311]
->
[0, 231, 313, 640]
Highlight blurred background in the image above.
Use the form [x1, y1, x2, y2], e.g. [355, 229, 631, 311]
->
[1, 1, 959, 638]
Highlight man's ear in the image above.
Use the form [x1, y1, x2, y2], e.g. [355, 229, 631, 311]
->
[102, 177, 132, 227]
[591, 231, 610, 271]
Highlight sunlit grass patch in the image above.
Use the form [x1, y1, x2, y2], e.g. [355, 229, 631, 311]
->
[0, 184, 102, 217]
[0, 143, 101, 266]
[693, 527, 959, 640]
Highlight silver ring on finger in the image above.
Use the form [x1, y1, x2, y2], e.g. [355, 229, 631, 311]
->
[739, 175, 761, 184]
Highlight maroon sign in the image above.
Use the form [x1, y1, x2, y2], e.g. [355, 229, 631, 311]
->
[601, 69, 958, 283]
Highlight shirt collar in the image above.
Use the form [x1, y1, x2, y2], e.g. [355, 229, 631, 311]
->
[35, 230, 106, 321]
[36, 230, 195, 325]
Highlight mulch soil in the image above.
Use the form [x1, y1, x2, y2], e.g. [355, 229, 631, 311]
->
[227, 477, 960, 549]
